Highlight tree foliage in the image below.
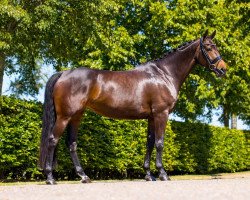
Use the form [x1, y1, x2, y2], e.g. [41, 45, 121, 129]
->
[162, 0, 250, 126]
[0, 0, 249, 126]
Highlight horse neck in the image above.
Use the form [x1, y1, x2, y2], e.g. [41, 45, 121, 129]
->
[156, 39, 199, 91]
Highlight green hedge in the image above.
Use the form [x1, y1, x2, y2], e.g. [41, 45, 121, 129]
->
[0, 96, 42, 180]
[0, 96, 249, 180]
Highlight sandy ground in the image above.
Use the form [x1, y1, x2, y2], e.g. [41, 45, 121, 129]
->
[0, 177, 249, 200]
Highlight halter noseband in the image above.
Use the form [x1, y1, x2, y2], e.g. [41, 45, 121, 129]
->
[199, 38, 222, 71]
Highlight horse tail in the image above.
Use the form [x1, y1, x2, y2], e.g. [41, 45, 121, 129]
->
[39, 72, 63, 170]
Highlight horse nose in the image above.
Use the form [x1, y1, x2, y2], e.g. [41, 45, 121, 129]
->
[218, 60, 227, 70]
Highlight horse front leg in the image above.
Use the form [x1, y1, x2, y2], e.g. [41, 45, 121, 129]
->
[143, 118, 156, 181]
[154, 111, 170, 181]
[66, 116, 90, 183]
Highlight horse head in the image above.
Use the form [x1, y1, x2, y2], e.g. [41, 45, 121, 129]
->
[196, 30, 227, 77]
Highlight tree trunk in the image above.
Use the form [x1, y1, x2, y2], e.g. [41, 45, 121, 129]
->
[0, 53, 5, 96]
[222, 106, 230, 128]
[231, 113, 237, 129]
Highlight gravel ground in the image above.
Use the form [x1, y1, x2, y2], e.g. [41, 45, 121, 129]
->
[0, 178, 249, 200]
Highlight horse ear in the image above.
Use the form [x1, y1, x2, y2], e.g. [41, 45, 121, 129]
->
[210, 30, 216, 39]
[203, 30, 209, 41]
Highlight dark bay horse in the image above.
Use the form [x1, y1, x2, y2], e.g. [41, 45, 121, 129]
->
[39, 30, 227, 184]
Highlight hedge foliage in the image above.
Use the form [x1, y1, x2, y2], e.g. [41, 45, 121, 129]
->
[0, 96, 249, 180]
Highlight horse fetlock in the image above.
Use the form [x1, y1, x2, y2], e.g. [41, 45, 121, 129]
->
[143, 160, 150, 170]
[156, 161, 164, 170]
[45, 171, 56, 185]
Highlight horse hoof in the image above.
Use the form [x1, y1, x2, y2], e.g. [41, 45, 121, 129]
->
[81, 176, 91, 183]
[159, 174, 171, 181]
[46, 179, 57, 185]
[145, 175, 156, 181]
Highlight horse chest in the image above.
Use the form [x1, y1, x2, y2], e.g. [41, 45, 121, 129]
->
[149, 83, 178, 114]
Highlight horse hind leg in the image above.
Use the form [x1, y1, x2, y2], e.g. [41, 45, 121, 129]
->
[66, 112, 90, 183]
[45, 116, 70, 184]
[143, 117, 156, 181]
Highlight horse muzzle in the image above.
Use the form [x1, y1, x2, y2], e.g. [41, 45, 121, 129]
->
[211, 60, 227, 77]
[213, 67, 226, 77]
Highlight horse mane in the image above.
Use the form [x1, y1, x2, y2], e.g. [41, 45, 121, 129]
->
[135, 40, 196, 68]
[153, 40, 196, 62]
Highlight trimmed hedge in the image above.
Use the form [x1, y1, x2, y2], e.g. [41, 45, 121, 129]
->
[0, 96, 249, 180]
[0, 96, 42, 180]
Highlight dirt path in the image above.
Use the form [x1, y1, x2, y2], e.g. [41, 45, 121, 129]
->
[0, 177, 249, 200]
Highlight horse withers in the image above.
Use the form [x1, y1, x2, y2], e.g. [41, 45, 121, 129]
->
[39, 30, 226, 184]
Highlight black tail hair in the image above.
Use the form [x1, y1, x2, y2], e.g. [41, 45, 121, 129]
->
[39, 72, 62, 170]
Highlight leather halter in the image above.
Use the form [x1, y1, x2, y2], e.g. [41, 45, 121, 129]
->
[199, 38, 222, 70]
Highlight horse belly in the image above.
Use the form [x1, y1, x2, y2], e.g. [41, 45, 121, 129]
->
[87, 100, 150, 119]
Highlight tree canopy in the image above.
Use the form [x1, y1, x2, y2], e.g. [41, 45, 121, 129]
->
[0, 0, 249, 127]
